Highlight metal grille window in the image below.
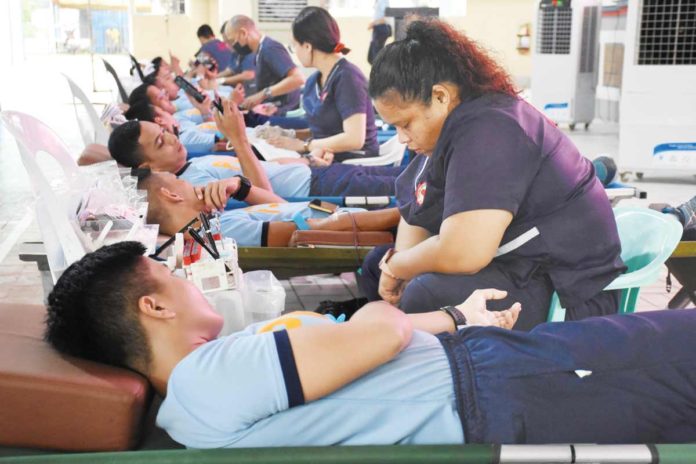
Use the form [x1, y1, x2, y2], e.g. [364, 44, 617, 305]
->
[258, 0, 308, 23]
[579, 6, 600, 72]
[638, 0, 696, 65]
[537, 6, 573, 54]
[159, 0, 186, 14]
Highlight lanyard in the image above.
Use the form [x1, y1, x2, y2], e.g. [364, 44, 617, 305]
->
[257, 35, 266, 56]
[413, 156, 429, 193]
[315, 58, 344, 101]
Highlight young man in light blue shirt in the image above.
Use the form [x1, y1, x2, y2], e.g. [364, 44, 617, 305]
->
[124, 100, 220, 157]
[45, 242, 696, 448]
[137, 170, 399, 247]
[108, 102, 402, 199]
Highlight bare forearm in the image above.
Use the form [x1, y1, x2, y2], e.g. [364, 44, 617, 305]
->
[312, 208, 400, 232]
[394, 218, 430, 251]
[268, 72, 303, 98]
[310, 132, 364, 154]
[389, 236, 482, 280]
[407, 311, 456, 335]
[245, 186, 286, 205]
[173, 63, 184, 77]
[224, 71, 254, 85]
[233, 139, 273, 192]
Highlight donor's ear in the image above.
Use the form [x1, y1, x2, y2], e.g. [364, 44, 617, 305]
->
[160, 187, 184, 203]
[138, 295, 176, 319]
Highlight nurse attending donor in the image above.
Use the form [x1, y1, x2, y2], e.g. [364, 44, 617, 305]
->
[359, 19, 626, 330]
[224, 15, 304, 116]
[266, 7, 380, 164]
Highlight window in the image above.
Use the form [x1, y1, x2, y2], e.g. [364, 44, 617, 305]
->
[537, 4, 573, 55]
[136, 0, 186, 15]
[258, 0, 308, 23]
[637, 0, 696, 65]
[602, 43, 624, 87]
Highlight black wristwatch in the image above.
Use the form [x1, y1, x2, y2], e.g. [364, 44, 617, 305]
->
[439, 305, 467, 330]
[232, 175, 252, 201]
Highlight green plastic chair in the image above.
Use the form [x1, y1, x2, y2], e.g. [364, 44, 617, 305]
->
[547, 206, 683, 322]
[285, 106, 306, 118]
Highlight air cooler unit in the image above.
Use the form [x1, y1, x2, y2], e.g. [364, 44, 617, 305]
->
[618, 0, 696, 178]
[531, 0, 602, 130]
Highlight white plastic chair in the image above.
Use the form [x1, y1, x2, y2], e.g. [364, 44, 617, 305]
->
[63, 73, 110, 147]
[0, 111, 86, 282]
[342, 135, 406, 167]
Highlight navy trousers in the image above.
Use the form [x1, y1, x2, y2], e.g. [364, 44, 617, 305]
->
[437, 309, 696, 444]
[357, 245, 620, 330]
[310, 164, 403, 197]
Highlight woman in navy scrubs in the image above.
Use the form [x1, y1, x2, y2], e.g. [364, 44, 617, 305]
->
[358, 19, 626, 330]
[268, 7, 380, 164]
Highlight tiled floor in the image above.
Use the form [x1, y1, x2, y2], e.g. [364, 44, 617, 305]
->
[0, 58, 694, 313]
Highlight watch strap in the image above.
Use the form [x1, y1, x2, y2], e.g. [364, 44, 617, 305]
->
[303, 137, 313, 154]
[231, 175, 252, 201]
[440, 305, 467, 330]
[378, 248, 401, 280]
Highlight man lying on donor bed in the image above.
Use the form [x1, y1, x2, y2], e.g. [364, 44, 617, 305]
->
[136, 170, 399, 247]
[46, 242, 696, 447]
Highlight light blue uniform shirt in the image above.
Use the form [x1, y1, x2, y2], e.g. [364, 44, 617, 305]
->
[174, 108, 205, 124]
[219, 201, 356, 246]
[178, 120, 216, 155]
[179, 155, 312, 198]
[157, 312, 463, 448]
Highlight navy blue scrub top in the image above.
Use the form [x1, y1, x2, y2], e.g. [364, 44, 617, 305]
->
[255, 36, 301, 115]
[200, 39, 234, 73]
[231, 51, 256, 74]
[230, 51, 257, 93]
[395, 93, 625, 309]
[302, 58, 379, 157]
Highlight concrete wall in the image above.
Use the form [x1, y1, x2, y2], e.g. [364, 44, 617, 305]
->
[130, 0, 537, 87]
[450, 0, 536, 88]
[132, 0, 218, 62]
[333, 0, 537, 86]
[0, 0, 25, 67]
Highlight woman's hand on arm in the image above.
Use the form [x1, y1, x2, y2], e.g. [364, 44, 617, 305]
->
[378, 273, 406, 305]
[375, 218, 430, 305]
[287, 301, 412, 402]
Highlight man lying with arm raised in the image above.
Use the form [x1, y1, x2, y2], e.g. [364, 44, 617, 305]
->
[107, 98, 402, 199]
[137, 170, 399, 247]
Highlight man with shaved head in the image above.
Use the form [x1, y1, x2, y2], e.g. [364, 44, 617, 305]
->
[223, 15, 304, 115]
